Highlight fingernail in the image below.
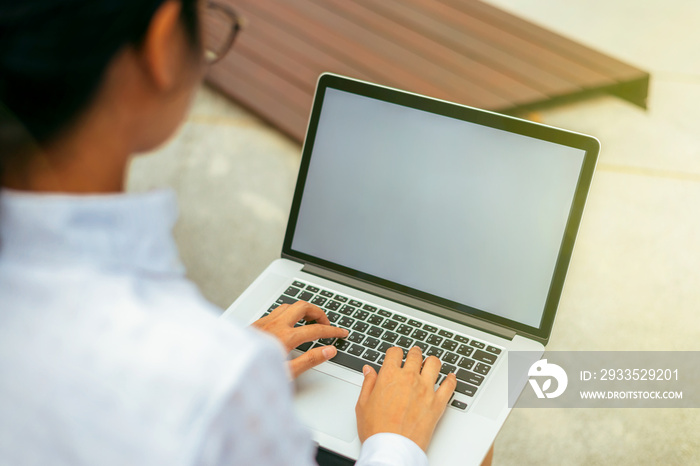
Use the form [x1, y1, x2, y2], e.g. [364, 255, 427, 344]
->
[322, 346, 336, 359]
[362, 365, 370, 376]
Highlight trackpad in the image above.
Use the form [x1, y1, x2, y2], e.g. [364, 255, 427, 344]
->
[294, 369, 360, 443]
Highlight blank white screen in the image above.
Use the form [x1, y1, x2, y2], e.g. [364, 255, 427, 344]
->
[292, 88, 585, 328]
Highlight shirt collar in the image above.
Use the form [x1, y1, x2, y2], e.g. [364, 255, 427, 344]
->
[0, 189, 185, 275]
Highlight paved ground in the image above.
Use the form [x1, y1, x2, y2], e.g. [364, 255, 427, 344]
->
[127, 1, 700, 464]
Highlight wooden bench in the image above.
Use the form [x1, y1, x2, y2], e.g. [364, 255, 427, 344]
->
[206, 0, 649, 143]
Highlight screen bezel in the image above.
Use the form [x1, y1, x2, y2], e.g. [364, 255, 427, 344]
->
[282, 73, 599, 344]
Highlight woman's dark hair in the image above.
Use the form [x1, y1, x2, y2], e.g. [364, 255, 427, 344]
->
[0, 0, 200, 165]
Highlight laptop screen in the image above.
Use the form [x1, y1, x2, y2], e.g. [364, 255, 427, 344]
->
[286, 75, 598, 340]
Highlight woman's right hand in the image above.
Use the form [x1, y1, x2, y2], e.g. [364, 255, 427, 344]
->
[355, 345, 457, 452]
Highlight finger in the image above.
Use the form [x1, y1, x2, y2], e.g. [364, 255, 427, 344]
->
[435, 373, 458, 406]
[269, 304, 289, 317]
[284, 301, 331, 326]
[402, 346, 423, 372]
[382, 346, 404, 371]
[290, 324, 348, 347]
[420, 355, 442, 383]
[289, 345, 337, 378]
[357, 364, 378, 407]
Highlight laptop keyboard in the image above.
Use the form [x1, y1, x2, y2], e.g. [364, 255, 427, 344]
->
[263, 279, 503, 410]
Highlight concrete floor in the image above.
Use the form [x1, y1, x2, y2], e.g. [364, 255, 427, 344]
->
[127, 0, 700, 464]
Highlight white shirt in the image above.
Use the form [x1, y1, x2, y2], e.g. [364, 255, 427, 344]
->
[0, 189, 427, 466]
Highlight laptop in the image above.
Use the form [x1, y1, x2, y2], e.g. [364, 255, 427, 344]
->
[222, 73, 599, 464]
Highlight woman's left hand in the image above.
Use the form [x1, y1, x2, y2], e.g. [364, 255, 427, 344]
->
[252, 300, 349, 378]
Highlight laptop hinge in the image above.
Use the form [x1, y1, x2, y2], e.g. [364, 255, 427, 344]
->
[302, 264, 517, 341]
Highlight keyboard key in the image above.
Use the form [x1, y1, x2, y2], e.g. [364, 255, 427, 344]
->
[334, 295, 348, 303]
[455, 335, 469, 344]
[298, 291, 314, 302]
[292, 280, 306, 288]
[392, 314, 407, 322]
[414, 341, 429, 353]
[426, 346, 444, 358]
[451, 399, 468, 410]
[381, 320, 398, 331]
[334, 339, 350, 352]
[438, 329, 454, 338]
[352, 322, 369, 333]
[266, 304, 279, 313]
[458, 357, 475, 370]
[320, 290, 334, 298]
[318, 337, 336, 345]
[311, 296, 327, 306]
[306, 285, 320, 293]
[377, 342, 392, 353]
[408, 319, 422, 327]
[396, 336, 414, 348]
[277, 295, 297, 305]
[377, 309, 392, 318]
[381, 331, 399, 343]
[456, 344, 474, 357]
[440, 363, 457, 375]
[353, 310, 370, 321]
[285, 286, 301, 297]
[423, 324, 438, 333]
[325, 300, 341, 311]
[296, 342, 313, 352]
[396, 324, 413, 336]
[363, 337, 380, 349]
[367, 325, 383, 337]
[441, 340, 458, 352]
[426, 335, 443, 346]
[347, 344, 365, 356]
[330, 350, 380, 374]
[347, 332, 365, 344]
[363, 304, 377, 312]
[456, 369, 484, 386]
[363, 349, 380, 362]
[455, 381, 477, 397]
[486, 345, 502, 355]
[469, 340, 486, 349]
[411, 329, 428, 341]
[377, 354, 385, 365]
[338, 316, 355, 328]
[327, 311, 340, 323]
[443, 352, 459, 364]
[367, 315, 384, 325]
[474, 362, 491, 375]
[339, 305, 355, 316]
[473, 350, 497, 365]
[349, 299, 363, 307]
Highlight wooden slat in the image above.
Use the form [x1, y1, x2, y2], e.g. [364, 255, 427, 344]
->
[312, 0, 548, 105]
[207, 0, 650, 143]
[446, 0, 644, 80]
[399, 0, 616, 87]
[357, 0, 576, 95]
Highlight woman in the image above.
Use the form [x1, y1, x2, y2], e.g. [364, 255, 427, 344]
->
[0, 1, 458, 464]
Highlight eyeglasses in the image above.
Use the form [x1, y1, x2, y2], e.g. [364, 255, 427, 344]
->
[200, 2, 242, 65]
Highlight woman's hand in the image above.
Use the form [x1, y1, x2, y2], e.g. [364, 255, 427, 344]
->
[355, 346, 457, 452]
[252, 300, 349, 378]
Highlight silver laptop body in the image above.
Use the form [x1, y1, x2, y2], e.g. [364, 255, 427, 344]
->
[223, 74, 599, 465]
